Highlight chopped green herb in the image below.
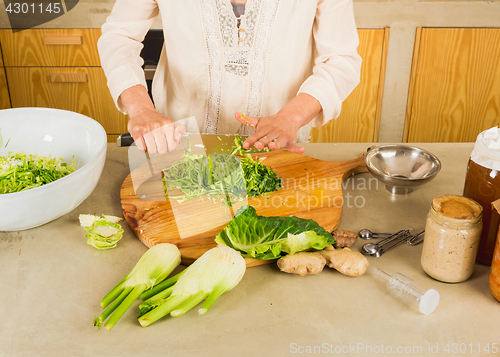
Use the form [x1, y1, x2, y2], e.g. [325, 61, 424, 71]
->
[0, 152, 76, 194]
[163, 135, 281, 205]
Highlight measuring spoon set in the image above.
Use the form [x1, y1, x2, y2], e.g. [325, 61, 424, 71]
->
[359, 229, 424, 257]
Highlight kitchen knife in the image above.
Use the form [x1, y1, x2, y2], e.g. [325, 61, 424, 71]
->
[117, 132, 249, 155]
[121, 129, 250, 239]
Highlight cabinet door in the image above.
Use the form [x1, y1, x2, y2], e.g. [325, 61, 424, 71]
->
[0, 29, 101, 67]
[0, 46, 11, 110]
[0, 69, 10, 110]
[7, 67, 128, 138]
[309, 28, 389, 143]
[405, 28, 500, 142]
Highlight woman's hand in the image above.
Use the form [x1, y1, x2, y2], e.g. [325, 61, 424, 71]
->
[234, 93, 322, 154]
[127, 108, 185, 154]
[235, 112, 305, 154]
[121, 85, 185, 154]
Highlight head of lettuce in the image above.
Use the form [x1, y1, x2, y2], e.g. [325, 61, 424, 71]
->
[215, 206, 335, 260]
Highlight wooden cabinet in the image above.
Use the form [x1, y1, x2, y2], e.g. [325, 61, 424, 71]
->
[0, 45, 11, 110]
[405, 28, 500, 142]
[0, 29, 127, 142]
[7, 67, 127, 134]
[310, 28, 389, 143]
[0, 29, 101, 67]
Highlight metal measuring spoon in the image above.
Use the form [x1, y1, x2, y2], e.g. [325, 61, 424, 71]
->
[361, 242, 380, 255]
[358, 229, 393, 239]
[360, 229, 410, 256]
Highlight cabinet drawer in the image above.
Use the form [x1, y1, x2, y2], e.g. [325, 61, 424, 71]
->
[0, 29, 101, 67]
[7, 67, 127, 134]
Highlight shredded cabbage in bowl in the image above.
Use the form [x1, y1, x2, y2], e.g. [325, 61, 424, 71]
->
[0, 152, 76, 194]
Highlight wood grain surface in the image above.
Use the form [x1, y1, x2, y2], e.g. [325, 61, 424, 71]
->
[406, 28, 500, 142]
[7, 66, 128, 137]
[0, 69, 10, 110]
[120, 150, 367, 266]
[310, 28, 389, 143]
[0, 29, 101, 67]
[0, 44, 10, 110]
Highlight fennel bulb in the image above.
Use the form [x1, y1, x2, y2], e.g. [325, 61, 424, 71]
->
[138, 245, 246, 327]
[94, 243, 181, 331]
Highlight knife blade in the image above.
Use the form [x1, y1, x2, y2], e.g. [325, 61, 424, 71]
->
[117, 132, 250, 155]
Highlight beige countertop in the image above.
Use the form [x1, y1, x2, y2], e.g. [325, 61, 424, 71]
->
[1, 142, 499, 357]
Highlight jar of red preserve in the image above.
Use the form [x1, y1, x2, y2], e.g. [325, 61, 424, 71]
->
[463, 127, 500, 265]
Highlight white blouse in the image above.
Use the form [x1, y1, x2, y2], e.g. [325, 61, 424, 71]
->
[98, 0, 362, 142]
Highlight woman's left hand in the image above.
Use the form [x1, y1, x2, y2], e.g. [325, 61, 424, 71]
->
[235, 93, 322, 154]
[234, 112, 305, 154]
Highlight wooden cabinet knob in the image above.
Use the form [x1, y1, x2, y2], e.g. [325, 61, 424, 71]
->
[43, 35, 83, 46]
[48, 73, 88, 83]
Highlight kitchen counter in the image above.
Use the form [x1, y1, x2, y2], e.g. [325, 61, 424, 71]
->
[1, 143, 499, 357]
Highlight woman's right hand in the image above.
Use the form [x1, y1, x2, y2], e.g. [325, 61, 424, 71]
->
[120, 85, 185, 154]
[127, 108, 185, 154]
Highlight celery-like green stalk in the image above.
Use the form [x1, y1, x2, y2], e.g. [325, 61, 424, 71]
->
[137, 245, 246, 328]
[93, 243, 181, 331]
[140, 270, 185, 300]
[138, 285, 175, 316]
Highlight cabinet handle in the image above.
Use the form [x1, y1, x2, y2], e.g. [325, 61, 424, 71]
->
[43, 35, 83, 45]
[49, 73, 88, 83]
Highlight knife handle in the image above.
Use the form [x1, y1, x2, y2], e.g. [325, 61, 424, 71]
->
[116, 132, 189, 151]
[116, 133, 135, 147]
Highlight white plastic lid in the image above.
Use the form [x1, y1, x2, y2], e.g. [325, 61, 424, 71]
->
[419, 289, 440, 315]
[471, 127, 500, 171]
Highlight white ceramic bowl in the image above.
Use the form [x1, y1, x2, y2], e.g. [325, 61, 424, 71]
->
[0, 108, 107, 231]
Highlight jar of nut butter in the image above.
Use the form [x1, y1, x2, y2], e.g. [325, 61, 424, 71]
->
[463, 127, 500, 265]
[421, 195, 483, 283]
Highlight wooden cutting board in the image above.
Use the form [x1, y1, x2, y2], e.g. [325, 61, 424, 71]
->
[120, 150, 366, 266]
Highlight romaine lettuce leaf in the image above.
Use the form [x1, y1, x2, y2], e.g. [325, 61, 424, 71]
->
[215, 206, 335, 259]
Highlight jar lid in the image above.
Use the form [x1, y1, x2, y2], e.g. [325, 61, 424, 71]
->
[471, 126, 500, 170]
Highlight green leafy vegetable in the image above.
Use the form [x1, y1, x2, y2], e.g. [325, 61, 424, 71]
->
[163, 152, 282, 205]
[0, 152, 76, 194]
[137, 245, 246, 327]
[94, 243, 181, 331]
[215, 206, 335, 260]
[238, 154, 282, 198]
[163, 154, 246, 205]
[85, 218, 124, 250]
[281, 231, 330, 255]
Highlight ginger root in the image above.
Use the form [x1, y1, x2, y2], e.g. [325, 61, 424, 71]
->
[320, 247, 369, 276]
[277, 246, 369, 277]
[332, 229, 357, 248]
[277, 252, 326, 276]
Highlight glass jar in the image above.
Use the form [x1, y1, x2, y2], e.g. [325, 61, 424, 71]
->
[463, 159, 500, 264]
[489, 234, 500, 302]
[421, 195, 483, 283]
[489, 199, 500, 302]
[463, 127, 500, 265]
